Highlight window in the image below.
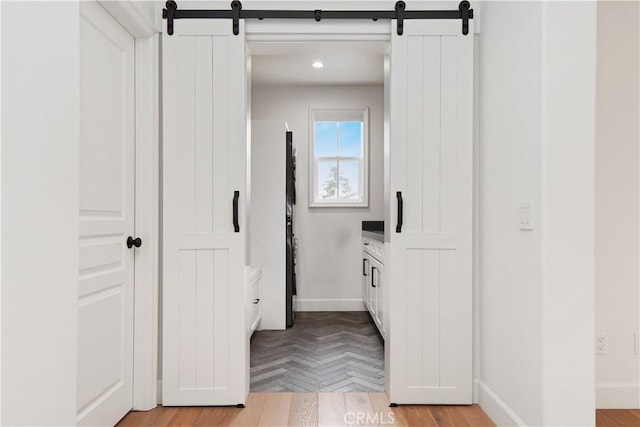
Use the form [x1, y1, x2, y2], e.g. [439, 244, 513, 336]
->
[310, 108, 369, 207]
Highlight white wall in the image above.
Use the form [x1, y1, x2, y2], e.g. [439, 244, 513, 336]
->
[540, 3, 596, 424]
[595, 0, 640, 409]
[477, 2, 597, 425]
[1, 2, 80, 425]
[477, 3, 544, 424]
[252, 85, 384, 314]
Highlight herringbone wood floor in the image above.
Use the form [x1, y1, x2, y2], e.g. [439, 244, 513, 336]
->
[250, 312, 384, 392]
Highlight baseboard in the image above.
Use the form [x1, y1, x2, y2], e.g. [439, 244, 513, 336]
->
[477, 380, 526, 426]
[473, 379, 480, 404]
[295, 298, 366, 312]
[596, 383, 640, 408]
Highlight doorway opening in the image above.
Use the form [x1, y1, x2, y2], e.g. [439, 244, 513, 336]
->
[160, 13, 475, 405]
[247, 41, 389, 392]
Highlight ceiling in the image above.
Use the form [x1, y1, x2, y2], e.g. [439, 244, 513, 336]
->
[250, 42, 387, 86]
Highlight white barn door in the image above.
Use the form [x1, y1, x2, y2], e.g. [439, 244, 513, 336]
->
[388, 19, 474, 404]
[162, 20, 248, 405]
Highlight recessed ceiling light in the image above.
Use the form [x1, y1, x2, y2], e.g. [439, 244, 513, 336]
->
[312, 61, 324, 69]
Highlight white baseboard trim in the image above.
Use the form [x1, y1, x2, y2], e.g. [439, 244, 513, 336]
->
[596, 383, 640, 408]
[477, 380, 526, 426]
[473, 379, 480, 404]
[295, 298, 366, 312]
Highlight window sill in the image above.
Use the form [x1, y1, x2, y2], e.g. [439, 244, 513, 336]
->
[309, 201, 369, 208]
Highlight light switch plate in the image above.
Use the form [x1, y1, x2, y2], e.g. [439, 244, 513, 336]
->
[519, 200, 534, 230]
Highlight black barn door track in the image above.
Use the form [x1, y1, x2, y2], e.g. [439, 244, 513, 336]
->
[163, 1, 473, 37]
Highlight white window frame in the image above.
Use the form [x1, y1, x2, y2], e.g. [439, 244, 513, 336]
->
[309, 107, 369, 207]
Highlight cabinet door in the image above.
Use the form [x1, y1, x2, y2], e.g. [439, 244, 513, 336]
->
[370, 258, 383, 333]
[369, 260, 378, 319]
[373, 260, 384, 336]
[362, 254, 370, 309]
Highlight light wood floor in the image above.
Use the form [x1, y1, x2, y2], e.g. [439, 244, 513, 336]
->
[596, 409, 640, 426]
[117, 394, 640, 426]
[116, 392, 495, 426]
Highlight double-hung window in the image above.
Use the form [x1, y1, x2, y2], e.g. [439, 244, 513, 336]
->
[310, 108, 369, 207]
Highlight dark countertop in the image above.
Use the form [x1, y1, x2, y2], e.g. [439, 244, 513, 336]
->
[362, 220, 384, 234]
[362, 221, 384, 242]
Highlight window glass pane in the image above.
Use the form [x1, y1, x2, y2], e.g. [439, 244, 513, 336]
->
[311, 110, 368, 206]
[338, 122, 362, 157]
[338, 160, 360, 200]
[317, 160, 338, 200]
[314, 122, 337, 157]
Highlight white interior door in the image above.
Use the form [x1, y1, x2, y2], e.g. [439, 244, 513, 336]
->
[78, 2, 135, 425]
[162, 19, 248, 405]
[388, 19, 474, 404]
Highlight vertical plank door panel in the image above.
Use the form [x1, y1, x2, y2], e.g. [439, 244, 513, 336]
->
[162, 18, 248, 405]
[388, 18, 474, 404]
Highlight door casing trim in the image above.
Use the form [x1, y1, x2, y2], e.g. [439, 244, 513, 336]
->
[98, 0, 161, 411]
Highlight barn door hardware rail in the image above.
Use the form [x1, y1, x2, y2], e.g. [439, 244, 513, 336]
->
[162, 1, 473, 36]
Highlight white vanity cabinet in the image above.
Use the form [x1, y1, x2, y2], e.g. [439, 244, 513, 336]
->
[362, 233, 384, 338]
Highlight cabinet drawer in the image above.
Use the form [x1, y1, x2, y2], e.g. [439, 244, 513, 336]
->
[363, 237, 384, 263]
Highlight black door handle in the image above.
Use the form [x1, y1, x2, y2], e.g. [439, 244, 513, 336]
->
[396, 191, 403, 233]
[363, 259, 368, 276]
[371, 266, 377, 287]
[127, 236, 142, 249]
[233, 190, 240, 232]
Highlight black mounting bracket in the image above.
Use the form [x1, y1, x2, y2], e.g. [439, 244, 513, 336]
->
[162, 1, 473, 36]
[231, 0, 241, 35]
[459, 0, 471, 35]
[395, 1, 405, 36]
[163, 0, 176, 35]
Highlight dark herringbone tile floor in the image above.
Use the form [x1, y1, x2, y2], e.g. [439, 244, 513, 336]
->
[250, 311, 384, 392]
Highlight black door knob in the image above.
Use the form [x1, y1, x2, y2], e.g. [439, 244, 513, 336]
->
[127, 236, 142, 249]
